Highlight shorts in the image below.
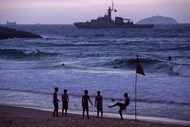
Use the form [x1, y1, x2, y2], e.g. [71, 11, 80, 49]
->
[82, 104, 89, 111]
[62, 101, 68, 109]
[97, 103, 103, 111]
[53, 101, 58, 110]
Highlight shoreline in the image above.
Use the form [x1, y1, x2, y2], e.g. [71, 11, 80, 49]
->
[0, 104, 189, 127]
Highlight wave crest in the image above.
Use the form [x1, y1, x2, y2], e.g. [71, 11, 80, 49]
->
[0, 48, 57, 59]
[105, 58, 190, 77]
[171, 64, 190, 77]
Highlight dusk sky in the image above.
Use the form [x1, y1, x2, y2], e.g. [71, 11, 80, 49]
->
[0, 0, 190, 24]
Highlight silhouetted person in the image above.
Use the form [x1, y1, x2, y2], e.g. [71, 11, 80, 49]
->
[95, 91, 103, 118]
[82, 90, 93, 119]
[108, 92, 130, 120]
[113, 65, 118, 69]
[53, 87, 60, 117]
[168, 56, 172, 61]
[62, 89, 69, 116]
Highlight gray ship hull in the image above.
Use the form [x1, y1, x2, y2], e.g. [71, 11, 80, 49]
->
[74, 22, 153, 29]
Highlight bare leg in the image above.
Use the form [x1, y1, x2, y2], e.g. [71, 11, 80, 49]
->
[119, 109, 123, 120]
[55, 109, 59, 117]
[101, 109, 103, 117]
[97, 110, 99, 117]
[53, 109, 56, 117]
[108, 103, 117, 108]
[53, 109, 58, 117]
[87, 110, 89, 119]
[65, 109, 67, 116]
[108, 102, 122, 108]
[82, 109, 85, 119]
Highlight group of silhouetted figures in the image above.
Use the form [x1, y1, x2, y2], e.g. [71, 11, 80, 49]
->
[53, 87, 130, 120]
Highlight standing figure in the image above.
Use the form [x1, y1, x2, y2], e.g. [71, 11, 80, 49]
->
[108, 92, 130, 120]
[82, 90, 93, 119]
[53, 87, 60, 117]
[62, 89, 69, 116]
[168, 56, 172, 61]
[95, 91, 103, 118]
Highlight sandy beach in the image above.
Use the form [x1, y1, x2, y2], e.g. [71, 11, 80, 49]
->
[0, 104, 189, 127]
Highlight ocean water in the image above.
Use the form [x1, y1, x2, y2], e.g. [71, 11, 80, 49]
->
[0, 24, 190, 121]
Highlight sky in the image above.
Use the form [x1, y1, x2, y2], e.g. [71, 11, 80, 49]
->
[0, 0, 190, 24]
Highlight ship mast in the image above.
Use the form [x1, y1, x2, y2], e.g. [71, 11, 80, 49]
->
[112, 1, 114, 11]
[107, 7, 112, 20]
[107, 1, 117, 20]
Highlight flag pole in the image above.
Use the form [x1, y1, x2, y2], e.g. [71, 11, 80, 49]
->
[135, 53, 138, 122]
[135, 68, 137, 122]
[135, 54, 145, 123]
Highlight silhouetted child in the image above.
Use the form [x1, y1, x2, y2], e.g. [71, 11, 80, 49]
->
[53, 87, 60, 117]
[95, 91, 103, 118]
[168, 56, 172, 61]
[108, 92, 130, 120]
[82, 90, 93, 119]
[62, 89, 69, 116]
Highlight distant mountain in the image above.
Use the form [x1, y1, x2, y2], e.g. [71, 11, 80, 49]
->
[137, 15, 178, 24]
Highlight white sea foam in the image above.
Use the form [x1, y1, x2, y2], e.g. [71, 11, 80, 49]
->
[172, 64, 190, 76]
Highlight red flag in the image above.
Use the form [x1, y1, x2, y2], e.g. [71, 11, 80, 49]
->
[136, 56, 145, 76]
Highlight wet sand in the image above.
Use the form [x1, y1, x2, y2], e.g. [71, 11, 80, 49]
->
[0, 104, 188, 127]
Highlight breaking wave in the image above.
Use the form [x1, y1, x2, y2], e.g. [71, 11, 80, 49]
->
[104, 58, 190, 77]
[171, 64, 190, 77]
[0, 48, 57, 59]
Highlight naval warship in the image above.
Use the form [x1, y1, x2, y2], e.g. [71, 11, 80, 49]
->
[74, 3, 153, 29]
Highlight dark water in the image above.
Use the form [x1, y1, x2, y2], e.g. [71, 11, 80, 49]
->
[0, 24, 190, 121]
